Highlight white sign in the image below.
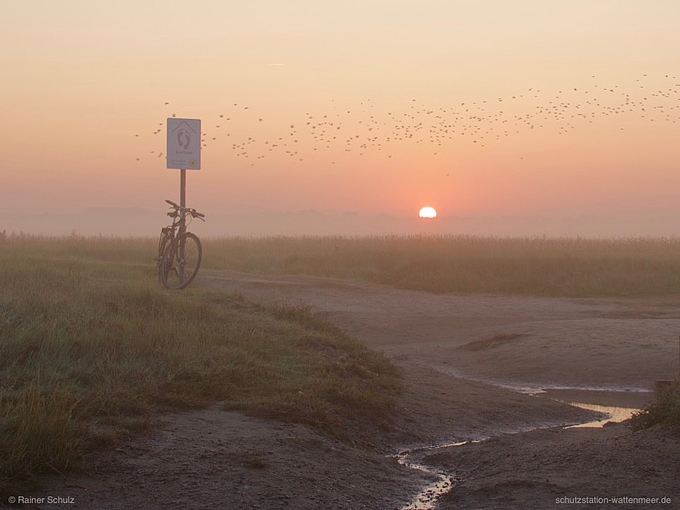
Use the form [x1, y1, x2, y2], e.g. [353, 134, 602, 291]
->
[167, 118, 201, 170]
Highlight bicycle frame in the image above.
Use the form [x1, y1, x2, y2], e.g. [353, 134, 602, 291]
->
[155, 214, 181, 264]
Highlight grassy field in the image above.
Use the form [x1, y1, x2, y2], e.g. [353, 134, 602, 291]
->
[0, 234, 399, 493]
[3, 232, 680, 492]
[202, 234, 680, 297]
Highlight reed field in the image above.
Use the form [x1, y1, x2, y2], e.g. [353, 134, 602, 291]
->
[2, 232, 680, 492]
[202, 234, 680, 297]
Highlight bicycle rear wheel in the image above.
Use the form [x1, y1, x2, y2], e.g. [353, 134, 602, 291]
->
[160, 232, 202, 289]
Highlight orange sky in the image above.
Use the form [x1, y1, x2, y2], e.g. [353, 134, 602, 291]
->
[2, 1, 680, 235]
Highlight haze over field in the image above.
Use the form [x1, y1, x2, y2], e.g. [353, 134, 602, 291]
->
[3, 1, 680, 236]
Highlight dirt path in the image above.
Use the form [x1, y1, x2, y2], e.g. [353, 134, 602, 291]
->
[199, 270, 679, 392]
[10, 271, 680, 509]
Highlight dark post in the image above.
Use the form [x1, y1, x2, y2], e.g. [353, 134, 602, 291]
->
[179, 168, 187, 283]
[180, 169, 187, 230]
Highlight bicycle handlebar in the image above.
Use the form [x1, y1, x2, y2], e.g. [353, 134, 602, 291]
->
[165, 200, 205, 220]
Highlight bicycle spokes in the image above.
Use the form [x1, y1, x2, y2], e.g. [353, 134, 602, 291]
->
[159, 233, 202, 290]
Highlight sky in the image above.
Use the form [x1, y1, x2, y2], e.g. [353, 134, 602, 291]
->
[2, 0, 680, 236]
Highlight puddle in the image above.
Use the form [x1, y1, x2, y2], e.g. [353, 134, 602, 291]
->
[564, 402, 639, 428]
[543, 388, 646, 428]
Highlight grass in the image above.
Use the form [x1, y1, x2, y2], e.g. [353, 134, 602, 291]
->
[0, 233, 399, 494]
[632, 380, 680, 434]
[201, 235, 680, 297]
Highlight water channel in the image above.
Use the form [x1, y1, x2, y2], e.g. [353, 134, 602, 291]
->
[395, 388, 651, 510]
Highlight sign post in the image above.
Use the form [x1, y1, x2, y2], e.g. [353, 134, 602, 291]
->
[167, 118, 201, 212]
[167, 118, 201, 172]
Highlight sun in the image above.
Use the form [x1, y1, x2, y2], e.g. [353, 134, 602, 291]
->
[418, 206, 437, 219]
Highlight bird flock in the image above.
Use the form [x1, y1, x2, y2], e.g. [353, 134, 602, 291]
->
[134, 73, 680, 166]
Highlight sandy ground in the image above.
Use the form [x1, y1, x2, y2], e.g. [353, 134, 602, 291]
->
[7, 271, 680, 509]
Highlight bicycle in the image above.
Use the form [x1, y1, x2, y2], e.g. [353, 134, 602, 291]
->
[155, 199, 205, 289]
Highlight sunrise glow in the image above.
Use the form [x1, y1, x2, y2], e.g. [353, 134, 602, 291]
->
[419, 207, 437, 219]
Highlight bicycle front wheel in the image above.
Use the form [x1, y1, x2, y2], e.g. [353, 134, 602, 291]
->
[160, 232, 203, 290]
